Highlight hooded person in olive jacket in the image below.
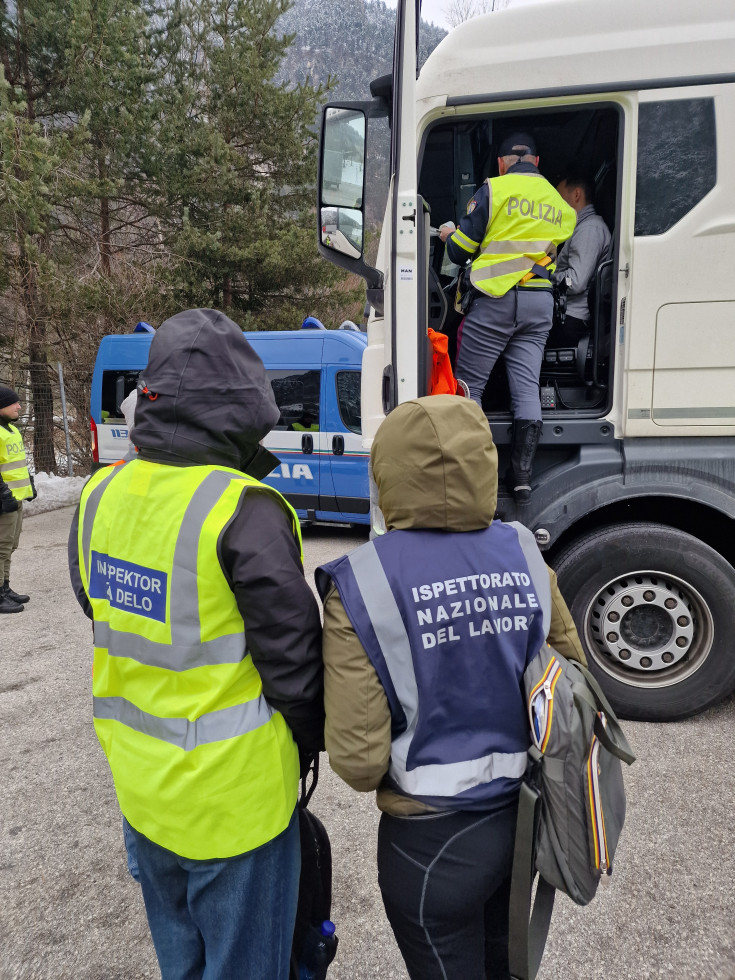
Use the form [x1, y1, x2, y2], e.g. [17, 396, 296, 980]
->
[316, 394, 585, 980]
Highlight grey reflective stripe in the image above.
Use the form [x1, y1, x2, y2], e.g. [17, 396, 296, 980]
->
[168, 470, 244, 657]
[6, 476, 31, 489]
[0, 456, 26, 472]
[348, 541, 526, 798]
[396, 748, 527, 797]
[348, 542, 418, 722]
[82, 465, 128, 585]
[93, 694, 273, 751]
[91, 468, 250, 671]
[472, 255, 536, 281]
[509, 521, 551, 637]
[484, 240, 552, 255]
[93, 620, 245, 671]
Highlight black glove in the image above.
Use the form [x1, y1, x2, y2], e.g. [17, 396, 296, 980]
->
[30, 475, 37, 501]
[1, 498, 19, 513]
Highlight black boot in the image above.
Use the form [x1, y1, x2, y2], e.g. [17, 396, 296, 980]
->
[508, 419, 542, 505]
[3, 581, 29, 603]
[0, 590, 23, 613]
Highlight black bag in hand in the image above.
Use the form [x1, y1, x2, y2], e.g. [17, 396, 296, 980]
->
[290, 756, 338, 980]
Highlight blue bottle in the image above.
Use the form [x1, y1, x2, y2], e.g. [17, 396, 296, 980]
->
[298, 920, 338, 980]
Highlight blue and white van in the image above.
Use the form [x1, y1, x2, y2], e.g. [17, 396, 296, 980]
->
[90, 322, 370, 526]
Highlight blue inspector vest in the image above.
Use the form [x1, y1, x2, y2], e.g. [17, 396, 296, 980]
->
[318, 521, 552, 810]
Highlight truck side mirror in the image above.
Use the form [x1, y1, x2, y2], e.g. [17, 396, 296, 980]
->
[318, 101, 385, 306]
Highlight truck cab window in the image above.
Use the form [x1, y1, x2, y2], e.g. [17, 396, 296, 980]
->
[635, 98, 716, 236]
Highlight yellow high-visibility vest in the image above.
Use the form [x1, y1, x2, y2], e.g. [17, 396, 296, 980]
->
[0, 423, 32, 501]
[469, 173, 576, 297]
[78, 459, 303, 859]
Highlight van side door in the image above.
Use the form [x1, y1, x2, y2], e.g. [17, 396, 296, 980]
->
[261, 365, 323, 518]
[323, 365, 370, 524]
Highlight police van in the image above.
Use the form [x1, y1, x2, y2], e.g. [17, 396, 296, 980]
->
[90, 321, 370, 526]
[316, 0, 735, 720]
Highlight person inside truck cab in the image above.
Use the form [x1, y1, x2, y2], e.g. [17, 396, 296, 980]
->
[439, 132, 576, 503]
[548, 172, 612, 348]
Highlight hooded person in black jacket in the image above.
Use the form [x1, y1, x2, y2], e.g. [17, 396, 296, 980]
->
[68, 309, 323, 980]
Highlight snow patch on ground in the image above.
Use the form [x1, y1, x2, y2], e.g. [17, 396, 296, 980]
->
[24, 472, 88, 516]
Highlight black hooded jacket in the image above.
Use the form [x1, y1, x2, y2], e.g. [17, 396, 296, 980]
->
[69, 309, 324, 755]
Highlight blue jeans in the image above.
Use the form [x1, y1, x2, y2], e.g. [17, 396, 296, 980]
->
[126, 809, 300, 980]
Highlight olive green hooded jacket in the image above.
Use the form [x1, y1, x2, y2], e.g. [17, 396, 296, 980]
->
[322, 395, 585, 815]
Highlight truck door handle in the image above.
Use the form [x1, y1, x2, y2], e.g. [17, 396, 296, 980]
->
[332, 435, 344, 456]
[301, 434, 313, 454]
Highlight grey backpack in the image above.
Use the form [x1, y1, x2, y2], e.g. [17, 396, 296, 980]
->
[509, 643, 636, 980]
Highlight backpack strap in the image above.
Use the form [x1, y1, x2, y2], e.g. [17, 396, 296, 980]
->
[572, 664, 636, 766]
[299, 753, 320, 808]
[508, 774, 556, 980]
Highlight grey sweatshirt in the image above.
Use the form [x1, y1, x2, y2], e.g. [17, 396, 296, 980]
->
[552, 204, 611, 321]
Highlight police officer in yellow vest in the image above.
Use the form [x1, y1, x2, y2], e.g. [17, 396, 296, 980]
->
[440, 133, 576, 503]
[68, 310, 324, 979]
[0, 385, 35, 613]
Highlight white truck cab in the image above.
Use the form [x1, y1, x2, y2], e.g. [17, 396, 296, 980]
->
[316, 0, 735, 720]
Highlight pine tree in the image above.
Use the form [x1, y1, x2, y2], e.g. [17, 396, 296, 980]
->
[157, 0, 355, 329]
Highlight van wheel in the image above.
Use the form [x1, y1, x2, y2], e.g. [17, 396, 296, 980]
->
[552, 522, 735, 721]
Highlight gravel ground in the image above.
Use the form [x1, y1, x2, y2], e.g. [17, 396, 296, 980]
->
[1, 506, 733, 980]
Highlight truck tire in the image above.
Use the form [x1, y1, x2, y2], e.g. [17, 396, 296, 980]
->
[552, 522, 735, 721]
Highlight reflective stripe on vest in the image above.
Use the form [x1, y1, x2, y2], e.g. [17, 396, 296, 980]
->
[470, 173, 576, 297]
[93, 694, 274, 750]
[0, 424, 32, 500]
[83, 466, 249, 670]
[78, 459, 302, 860]
[346, 538, 550, 798]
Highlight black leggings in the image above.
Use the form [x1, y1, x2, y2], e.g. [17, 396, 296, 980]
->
[377, 803, 518, 980]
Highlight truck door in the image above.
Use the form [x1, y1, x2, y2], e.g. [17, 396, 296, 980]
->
[626, 87, 734, 432]
[261, 367, 324, 518]
[324, 365, 370, 524]
[385, 0, 428, 409]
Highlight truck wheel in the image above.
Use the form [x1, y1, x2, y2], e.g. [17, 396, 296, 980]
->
[552, 522, 735, 721]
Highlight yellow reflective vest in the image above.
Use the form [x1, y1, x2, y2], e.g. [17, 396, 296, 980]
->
[0, 423, 33, 501]
[77, 459, 302, 860]
[458, 173, 576, 298]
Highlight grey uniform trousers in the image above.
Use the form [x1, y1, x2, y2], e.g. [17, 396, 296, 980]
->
[455, 287, 553, 420]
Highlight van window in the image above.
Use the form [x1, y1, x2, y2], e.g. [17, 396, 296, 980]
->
[635, 98, 716, 236]
[101, 370, 139, 420]
[336, 371, 361, 434]
[268, 369, 320, 431]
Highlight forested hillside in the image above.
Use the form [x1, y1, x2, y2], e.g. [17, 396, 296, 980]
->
[278, 0, 446, 225]
[0, 0, 444, 473]
[278, 0, 446, 101]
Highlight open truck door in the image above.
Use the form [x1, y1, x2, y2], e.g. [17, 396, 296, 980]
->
[317, 0, 428, 422]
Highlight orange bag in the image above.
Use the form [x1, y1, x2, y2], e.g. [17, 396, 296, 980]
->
[428, 327, 462, 396]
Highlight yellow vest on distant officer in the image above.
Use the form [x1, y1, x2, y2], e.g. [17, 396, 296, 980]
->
[467, 173, 575, 297]
[0, 423, 33, 501]
[78, 458, 302, 860]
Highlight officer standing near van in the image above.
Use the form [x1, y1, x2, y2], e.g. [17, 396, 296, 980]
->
[440, 133, 576, 503]
[68, 309, 324, 979]
[0, 384, 35, 613]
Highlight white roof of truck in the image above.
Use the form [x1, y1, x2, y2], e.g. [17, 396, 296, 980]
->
[417, 0, 735, 106]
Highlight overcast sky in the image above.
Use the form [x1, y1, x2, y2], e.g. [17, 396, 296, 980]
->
[382, 0, 555, 31]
